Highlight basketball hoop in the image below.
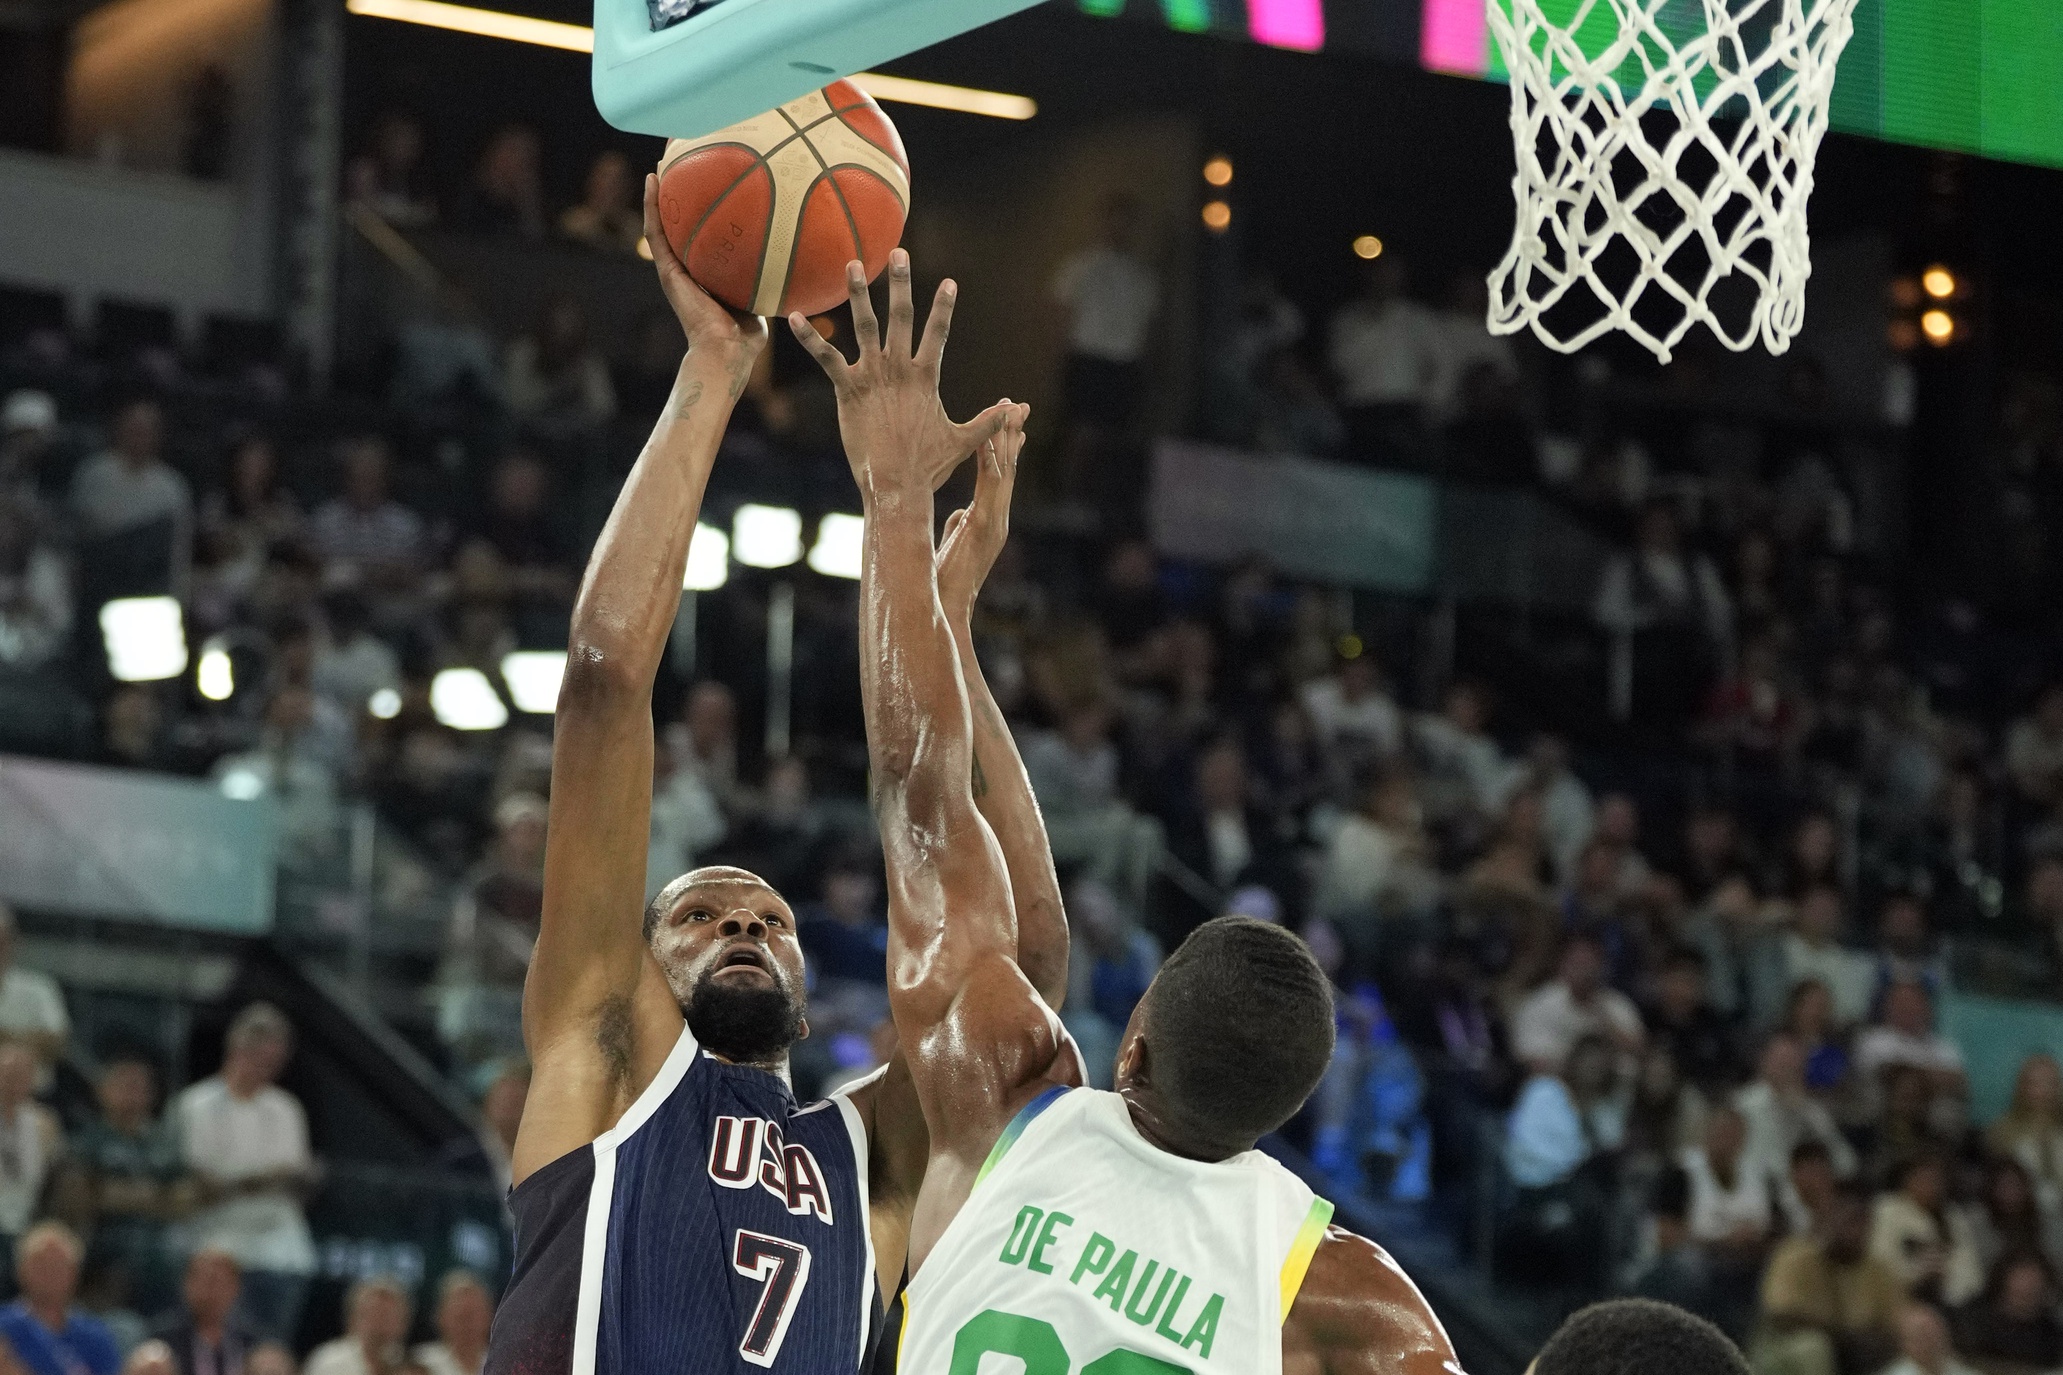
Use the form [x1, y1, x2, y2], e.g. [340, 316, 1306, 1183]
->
[1485, 0, 1860, 362]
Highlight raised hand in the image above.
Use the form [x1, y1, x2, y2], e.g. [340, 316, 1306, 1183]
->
[787, 248, 1020, 498]
[642, 173, 767, 393]
[936, 407, 1026, 621]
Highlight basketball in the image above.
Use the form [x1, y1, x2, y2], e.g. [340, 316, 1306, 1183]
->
[656, 81, 911, 319]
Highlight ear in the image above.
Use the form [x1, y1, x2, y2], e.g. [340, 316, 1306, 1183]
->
[796, 1015, 810, 1043]
[1116, 1031, 1147, 1086]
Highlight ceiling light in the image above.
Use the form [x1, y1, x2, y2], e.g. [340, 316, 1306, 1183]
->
[100, 596, 188, 682]
[369, 687, 403, 720]
[732, 504, 803, 570]
[1353, 235, 1384, 259]
[1201, 200, 1231, 232]
[430, 667, 509, 730]
[197, 646, 234, 701]
[807, 512, 865, 580]
[1920, 265, 1955, 299]
[684, 522, 729, 591]
[1920, 309, 1954, 344]
[1202, 156, 1233, 186]
[501, 650, 568, 714]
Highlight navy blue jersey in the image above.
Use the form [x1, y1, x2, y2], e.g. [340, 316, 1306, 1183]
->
[485, 1025, 881, 1375]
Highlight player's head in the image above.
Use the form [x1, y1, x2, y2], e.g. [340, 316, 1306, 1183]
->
[1528, 1298, 1750, 1375]
[1115, 916, 1335, 1156]
[645, 866, 807, 1067]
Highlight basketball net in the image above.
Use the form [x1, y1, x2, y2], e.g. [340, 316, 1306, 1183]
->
[1485, 0, 1860, 362]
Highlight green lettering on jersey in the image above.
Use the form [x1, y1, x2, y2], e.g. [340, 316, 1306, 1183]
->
[1123, 1261, 1177, 1327]
[999, 1206, 1043, 1266]
[1029, 1211, 1074, 1275]
[1071, 1232, 1117, 1286]
[1153, 1273, 1193, 1343]
[1092, 1249, 1138, 1311]
[1180, 1293, 1224, 1359]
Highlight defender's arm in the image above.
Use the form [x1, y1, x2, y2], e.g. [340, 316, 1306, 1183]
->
[514, 176, 766, 1186]
[935, 442, 1068, 1009]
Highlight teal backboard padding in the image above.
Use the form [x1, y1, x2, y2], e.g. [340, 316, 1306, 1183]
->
[592, 0, 1045, 138]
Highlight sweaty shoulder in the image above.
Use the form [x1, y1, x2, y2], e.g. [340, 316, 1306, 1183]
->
[1283, 1226, 1464, 1375]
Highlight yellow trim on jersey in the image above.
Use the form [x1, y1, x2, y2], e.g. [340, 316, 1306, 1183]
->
[1278, 1197, 1335, 1323]
[893, 1294, 909, 1371]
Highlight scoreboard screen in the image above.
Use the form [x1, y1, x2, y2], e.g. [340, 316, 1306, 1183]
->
[1080, 0, 2063, 170]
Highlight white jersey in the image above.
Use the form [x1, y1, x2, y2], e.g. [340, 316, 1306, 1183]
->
[898, 1086, 1334, 1374]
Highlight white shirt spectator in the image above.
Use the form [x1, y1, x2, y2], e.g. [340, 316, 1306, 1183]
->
[304, 1338, 377, 1375]
[1413, 713, 1518, 817]
[0, 965, 69, 1048]
[309, 499, 425, 574]
[1019, 727, 1121, 819]
[1733, 1079, 1857, 1204]
[414, 1342, 484, 1375]
[0, 545, 71, 672]
[1328, 298, 1441, 408]
[1505, 1074, 1627, 1188]
[1510, 980, 1644, 1073]
[1052, 247, 1158, 363]
[1781, 933, 1876, 1027]
[646, 767, 726, 902]
[69, 452, 192, 539]
[0, 1097, 59, 1234]
[1538, 770, 1597, 884]
[174, 1076, 319, 1276]
[1593, 549, 1733, 642]
[1680, 1144, 1771, 1242]
[1298, 676, 1403, 759]
[1868, 1192, 1982, 1301]
[312, 632, 400, 718]
[1852, 1025, 1965, 1080]
[1314, 814, 1406, 920]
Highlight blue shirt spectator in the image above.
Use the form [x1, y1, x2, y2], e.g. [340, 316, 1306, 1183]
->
[0, 1223, 121, 1375]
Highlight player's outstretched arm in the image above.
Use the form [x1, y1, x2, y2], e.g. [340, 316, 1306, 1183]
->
[935, 434, 1069, 1009]
[790, 255, 1067, 1249]
[1283, 1229, 1466, 1375]
[514, 176, 766, 1186]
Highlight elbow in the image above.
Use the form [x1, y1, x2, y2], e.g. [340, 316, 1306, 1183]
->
[558, 640, 648, 713]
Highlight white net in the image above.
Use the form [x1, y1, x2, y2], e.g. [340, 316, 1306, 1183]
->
[1486, 0, 1860, 362]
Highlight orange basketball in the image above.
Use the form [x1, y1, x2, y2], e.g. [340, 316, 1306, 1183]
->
[656, 81, 911, 319]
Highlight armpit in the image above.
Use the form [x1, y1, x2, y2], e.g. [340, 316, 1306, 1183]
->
[595, 993, 636, 1086]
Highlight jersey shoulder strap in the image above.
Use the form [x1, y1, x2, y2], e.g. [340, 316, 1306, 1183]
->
[973, 1083, 1071, 1188]
[1277, 1195, 1335, 1322]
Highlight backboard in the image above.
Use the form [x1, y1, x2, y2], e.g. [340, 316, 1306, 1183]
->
[592, 0, 1041, 138]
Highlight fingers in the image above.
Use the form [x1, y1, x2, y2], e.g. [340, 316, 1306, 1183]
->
[641, 174, 675, 272]
[951, 398, 1016, 459]
[916, 279, 958, 372]
[939, 507, 968, 554]
[787, 312, 848, 384]
[845, 261, 880, 356]
[885, 248, 914, 358]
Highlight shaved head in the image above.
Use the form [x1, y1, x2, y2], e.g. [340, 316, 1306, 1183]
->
[645, 866, 776, 939]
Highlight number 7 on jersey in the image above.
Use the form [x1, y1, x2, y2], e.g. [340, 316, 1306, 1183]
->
[733, 1230, 812, 1367]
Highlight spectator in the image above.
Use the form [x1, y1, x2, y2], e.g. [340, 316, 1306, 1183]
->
[1787, 1141, 1840, 1236]
[247, 1344, 294, 1375]
[1060, 881, 1160, 1087]
[1163, 738, 1286, 932]
[1686, 874, 1788, 1031]
[193, 433, 301, 628]
[68, 398, 191, 596]
[1753, 1184, 1902, 1375]
[412, 1272, 490, 1375]
[1781, 979, 1851, 1099]
[1596, 501, 1733, 731]
[437, 1060, 528, 1200]
[1676, 804, 1751, 905]
[1312, 768, 1437, 936]
[558, 150, 641, 254]
[0, 904, 68, 1069]
[1684, 1104, 1773, 1256]
[1781, 886, 1875, 1029]
[666, 681, 747, 818]
[1869, 1154, 1981, 1305]
[1502, 1034, 1625, 1286]
[1701, 631, 1806, 778]
[120, 1341, 173, 1375]
[1880, 1303, 1979, 1375]
[172, 1004, 318, 1344]
[1852, 980, 1965, 1101]
[1412, 678, 1514, 830]
[308, 438, 427, 617]
[1327, 254, 1439, 464]
[1051, 194, 1159, 493]
[1647, 948, 1741, 1095]
[149, 1249, 259, 1375]
[1, 392, 59, 510]
[0, 1223, 120, 1375]
[504, 296, 616, 434]
[1950, 1251, 2063, 1373]
[52, 1055, 180, 1319]
[310, 591, 399, 723]
[2005, 682, 2063, 808]
[1426, 270, 1519, 427]
[1868, 896, 1942, 998]
[453, 125, 543, 238]
[1736, 1033, 1858, 1211]
[1631, 1166, 1738, 1338]
[797, 851, 887, 986]
[1986, 1054, 2063, 1208]
[345, 113, 435, 226]
[0, 1043, 59, 1271]
[1298, 650, 1403, 764]
[1964, 1157, 2062, 1283]
[1527, 735, 1597, 885]
[303, 1277, 410, 1375]
[0, 497, 70, 675]
[1510, 932, 1644, 1075]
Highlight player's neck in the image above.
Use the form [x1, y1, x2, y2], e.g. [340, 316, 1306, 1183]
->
[1118, 1085, 1250, 1163]
[705, 1049, 793, 1088]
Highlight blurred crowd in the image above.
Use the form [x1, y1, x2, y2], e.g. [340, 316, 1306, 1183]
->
[6, 109, 2063, 1375]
